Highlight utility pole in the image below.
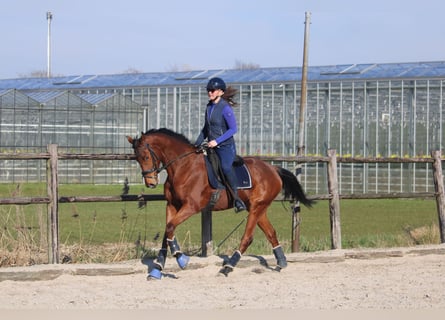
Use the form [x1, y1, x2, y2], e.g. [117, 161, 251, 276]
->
[46, 11, 53, 78]
[292, 11, 311, 252]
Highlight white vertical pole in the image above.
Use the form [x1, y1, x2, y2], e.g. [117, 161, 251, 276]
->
[46, 11, 53, 78]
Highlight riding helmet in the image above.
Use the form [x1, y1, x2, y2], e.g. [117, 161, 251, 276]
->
[206, 77, 226, 92]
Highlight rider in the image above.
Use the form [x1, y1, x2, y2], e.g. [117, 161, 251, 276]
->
[195, 77, 247, 213]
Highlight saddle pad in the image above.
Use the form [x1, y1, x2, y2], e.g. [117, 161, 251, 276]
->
[204, 156, 252, 190]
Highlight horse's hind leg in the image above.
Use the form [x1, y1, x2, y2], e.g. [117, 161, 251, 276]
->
[221, 211, 259, 275]
[272, 245, 287, 269]
[257, 214, 287, 270]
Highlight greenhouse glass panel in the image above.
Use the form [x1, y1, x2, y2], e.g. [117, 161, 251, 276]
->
[1, 62, 445, 190]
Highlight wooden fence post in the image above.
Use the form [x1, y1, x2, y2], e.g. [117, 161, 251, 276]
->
[431, 150, 445, 243]
[327, 149, 342, 249]
[201, 209, 213, 257]
[47, 144, 59, 264]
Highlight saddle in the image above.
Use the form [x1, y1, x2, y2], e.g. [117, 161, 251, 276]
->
[203, 148, 252, 190]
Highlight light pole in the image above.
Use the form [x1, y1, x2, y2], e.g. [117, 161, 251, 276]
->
[292, 11, 311, 252]
[46, 11, 53, 78]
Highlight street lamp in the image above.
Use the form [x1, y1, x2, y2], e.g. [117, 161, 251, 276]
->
[46, 11, 53, 78]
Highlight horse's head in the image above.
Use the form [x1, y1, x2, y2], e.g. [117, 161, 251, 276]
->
[127, 134, 160, 188]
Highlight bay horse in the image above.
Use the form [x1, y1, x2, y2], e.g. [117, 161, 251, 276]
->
[127, 128, 314, 279]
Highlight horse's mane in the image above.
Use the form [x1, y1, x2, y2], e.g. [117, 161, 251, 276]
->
[144, 128, 192, 145]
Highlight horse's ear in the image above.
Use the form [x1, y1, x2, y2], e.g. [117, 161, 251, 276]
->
[127, 136, 133, 144]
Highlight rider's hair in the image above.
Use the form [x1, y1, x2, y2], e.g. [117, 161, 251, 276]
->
[222, 86, 238, 107]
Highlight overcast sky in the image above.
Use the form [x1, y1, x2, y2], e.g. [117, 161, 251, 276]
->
[1, 0, 444, 79]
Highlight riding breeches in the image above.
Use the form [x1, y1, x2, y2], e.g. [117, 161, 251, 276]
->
[215, 143, 238, 191]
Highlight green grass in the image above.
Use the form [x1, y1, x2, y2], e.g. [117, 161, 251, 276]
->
[0, 183, 441, 266]
[297, 199, 439, 251]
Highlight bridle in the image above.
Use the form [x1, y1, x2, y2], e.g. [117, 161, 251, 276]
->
[139, 143, 161, 179]
[136, 141, 199, 179]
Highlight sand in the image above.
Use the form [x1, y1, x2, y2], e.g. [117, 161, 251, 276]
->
[1, 245, 445, 312]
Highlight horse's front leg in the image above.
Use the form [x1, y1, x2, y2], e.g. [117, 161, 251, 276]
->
[147, 234, 168, 280]
[167, 235, 190, 269]
[148, 233, 191, 280]
[147, 203, 194, 280]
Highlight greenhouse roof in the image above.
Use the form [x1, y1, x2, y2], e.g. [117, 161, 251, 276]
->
[78, 92, 141, 108]
[78, 92, 116, 105]
[26, 90, 69, 103]
[2, 90, 139, 108]
[1, 61, 445, 91]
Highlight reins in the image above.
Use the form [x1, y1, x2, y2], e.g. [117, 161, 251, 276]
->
[157, 149, 198, 172]
[140, 142, 199, 177]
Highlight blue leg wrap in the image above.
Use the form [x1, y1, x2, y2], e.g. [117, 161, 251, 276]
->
[273, 245, 287, 269]
[148, 266, 162, 280]
[147, 248, 167, 280]
[168, 237, 189, 269]
[220, 250, 242, 276]
[168, 237, 180, 255]
[224, 250, 242, 269]
[176, 253, 190, 269]
[154, 248, 167, 270]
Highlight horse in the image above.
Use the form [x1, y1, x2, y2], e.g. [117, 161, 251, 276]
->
[127, 128, 314, 279]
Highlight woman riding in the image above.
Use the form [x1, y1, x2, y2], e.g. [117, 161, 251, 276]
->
[195, 77, 247, 213]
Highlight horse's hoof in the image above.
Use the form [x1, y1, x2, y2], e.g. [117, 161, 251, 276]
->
[277, 260, 287, 269]
[274, 265, 284, 272]
[147, 267, 162, 280]
[176, 253, 190, 269]
[219, 265, 233, 277]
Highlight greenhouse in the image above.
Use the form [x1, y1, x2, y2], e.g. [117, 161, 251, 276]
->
[0, 89, 143, 184]
[1, 61, 445, 193]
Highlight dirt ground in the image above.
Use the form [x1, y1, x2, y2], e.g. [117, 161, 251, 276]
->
[1, 244, 445, 312]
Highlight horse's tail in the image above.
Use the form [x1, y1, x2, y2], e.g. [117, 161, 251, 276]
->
[276, 167, 315, 208]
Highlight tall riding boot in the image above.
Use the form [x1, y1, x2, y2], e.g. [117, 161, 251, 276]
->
[225, 170, 247, 213]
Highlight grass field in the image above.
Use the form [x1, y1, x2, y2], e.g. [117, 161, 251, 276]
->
[0, 183, 441, 266]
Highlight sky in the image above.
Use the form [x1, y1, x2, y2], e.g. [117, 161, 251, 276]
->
[1, 0, 444, 79]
